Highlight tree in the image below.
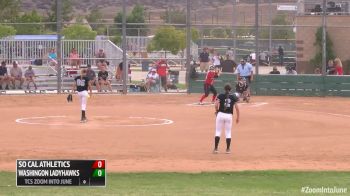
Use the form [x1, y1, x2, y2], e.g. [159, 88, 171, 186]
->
[15, 10, 44, 35]
[111, 33, 121, 45]
[260, 14, 295, 39]
[0, 0, 21, 22]
[62, 24, 97, 40]
[0, 24, 16, 39]
[147, 26, 185, 55]
[114, 4, 147, 36]
[311, 27, 335, 68]
[86, 8, 106, 35]
[211, 28, 228, 38]
[147, 26, 198, 55]
[47, 0, 73, 30]
[161, 9, 186, 24]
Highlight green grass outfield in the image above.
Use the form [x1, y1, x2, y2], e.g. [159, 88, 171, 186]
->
[0, 171, 350, 195]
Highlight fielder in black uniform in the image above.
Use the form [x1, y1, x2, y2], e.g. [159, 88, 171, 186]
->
[72, 69, 92, 123]
[214, 84, 240, 154]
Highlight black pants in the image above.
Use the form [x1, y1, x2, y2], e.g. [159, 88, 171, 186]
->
[243, 76, 251, 84]
[160, 76, 167, 90]
[204, 84, 217, 96]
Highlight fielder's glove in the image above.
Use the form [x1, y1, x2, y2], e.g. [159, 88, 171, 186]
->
[67, 94, 73, 102]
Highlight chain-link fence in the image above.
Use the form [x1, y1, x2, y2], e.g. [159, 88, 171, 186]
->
[0, 0, 349, 94]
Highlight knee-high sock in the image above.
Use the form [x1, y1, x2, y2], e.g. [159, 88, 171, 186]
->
[200, 94, 207, 102]
[226, 138, 231, 150]
[214, 136, 220, 150]
[211, 95, 216, 102]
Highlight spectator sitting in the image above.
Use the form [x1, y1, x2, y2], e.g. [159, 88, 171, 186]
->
[327, 59, 336, 75]
[98, 61, 108, 71]
[98, 66, 112, 92]
[156, 59, 169, 92]
[48, 48, 58, 70]
[116, 62, 123, 81]
[86, 64, 100, 91]
[69, 48, 81, 69]
[146, 68, 159, 92]
[0, 61, 10, 90]
[269, 66, 280, 74]
[9, 61, 24, 89]
[334, 57, 343, 75]
[286, 65, 297, 75]
[314, 68, 321, 74]
[24, 66, 37, 90]
[116, 62, 132, 82]
[96, 49, 107, 67]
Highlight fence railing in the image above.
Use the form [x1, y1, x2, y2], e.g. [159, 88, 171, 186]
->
[0, 39, 123, 67]
[189, 73, 350, 97]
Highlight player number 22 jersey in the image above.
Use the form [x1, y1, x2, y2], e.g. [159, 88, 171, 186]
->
[74, 76, 89, 92]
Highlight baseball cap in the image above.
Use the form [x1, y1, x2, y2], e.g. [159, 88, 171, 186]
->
[13, 61, 18, 65]
[151, 68, 156, 72]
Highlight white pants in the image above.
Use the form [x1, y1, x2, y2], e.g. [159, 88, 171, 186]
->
[215, 112, 233, 138]
[77, 91, 89, 111]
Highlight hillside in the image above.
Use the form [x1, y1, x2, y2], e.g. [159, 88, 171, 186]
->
[21, 0, 298, 23]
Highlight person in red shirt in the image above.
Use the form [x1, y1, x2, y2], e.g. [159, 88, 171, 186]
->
[334, 58, 343, 75]
[199, 66, 220, 105]
[156, 59, 169, 92]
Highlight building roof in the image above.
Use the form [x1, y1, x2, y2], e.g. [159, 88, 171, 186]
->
[10, 35, 59, 40]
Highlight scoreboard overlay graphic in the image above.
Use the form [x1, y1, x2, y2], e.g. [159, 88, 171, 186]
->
[16, 160, 106, 187]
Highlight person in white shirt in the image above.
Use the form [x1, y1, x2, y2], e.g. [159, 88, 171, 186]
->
[146, 68, 159, 92]
[226, 48, 234, 61]
[24, 66, 37, 90]
[211, 52, 221, 68]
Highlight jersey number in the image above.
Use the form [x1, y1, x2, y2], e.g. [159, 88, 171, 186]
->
[224, 98, 231, 108]
[77, 79, 85, 87]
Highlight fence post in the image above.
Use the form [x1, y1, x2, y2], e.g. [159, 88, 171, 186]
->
[322, 0, 327, 76]
[122, 0, 128, 94]
[186, 0, 192, 94]
[255, 0, 260, 75]
[56, 0, 62, 94]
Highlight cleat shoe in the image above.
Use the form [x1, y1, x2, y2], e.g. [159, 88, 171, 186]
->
[225, 149, 231, 154]
[80, 117, 88, 123]
[213, 149, 219, 154]
[199, 102, 204, 105]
